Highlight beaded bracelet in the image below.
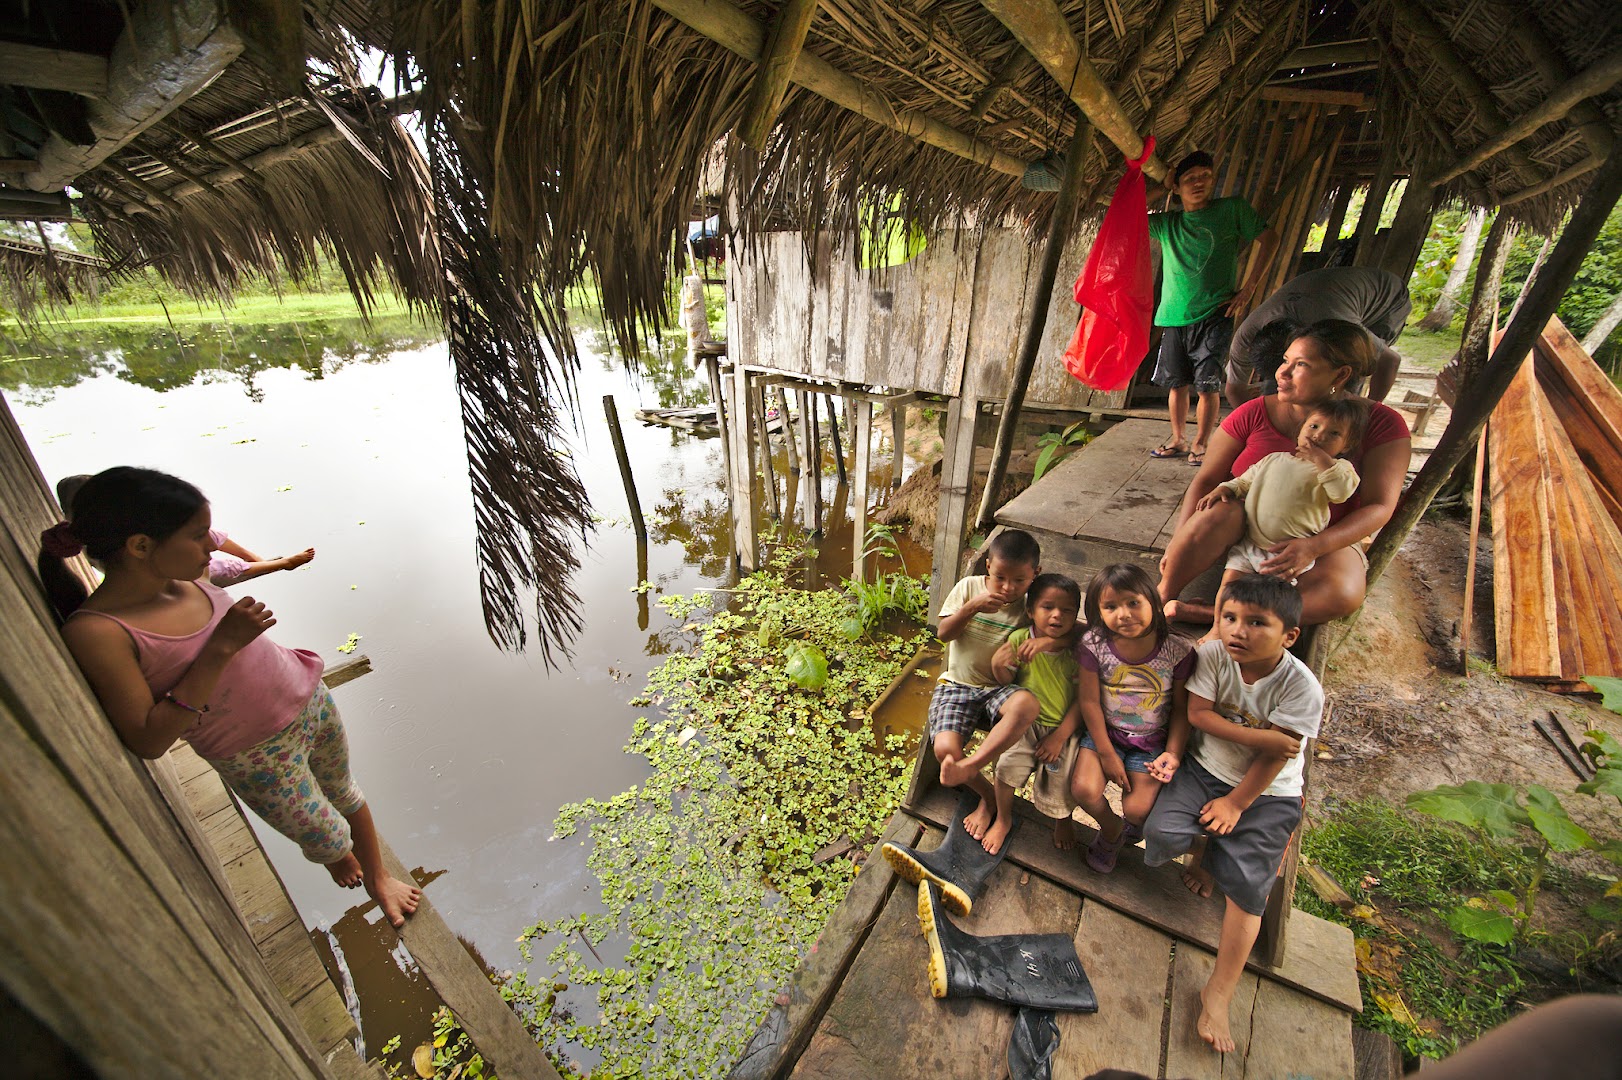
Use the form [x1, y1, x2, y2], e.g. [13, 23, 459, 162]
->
[163, 691, 210, 716]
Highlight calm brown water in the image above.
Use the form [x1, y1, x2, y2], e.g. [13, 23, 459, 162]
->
[7, 314, 929, 1062]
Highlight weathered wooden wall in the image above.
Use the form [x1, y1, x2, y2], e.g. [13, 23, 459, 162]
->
[726, 223, 1127, 410]
[0, 391, 341, 1078]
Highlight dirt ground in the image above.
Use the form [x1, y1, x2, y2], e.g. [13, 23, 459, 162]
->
[1313, 514, 1622, 840]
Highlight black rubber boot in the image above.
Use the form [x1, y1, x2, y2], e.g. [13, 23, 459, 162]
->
[881, 790, 1017, 916]
[917, 881, 1098, 1013]
[1007, 1007, 1060, 1080]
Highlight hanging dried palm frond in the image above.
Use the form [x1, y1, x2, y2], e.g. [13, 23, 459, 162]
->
[0, 236, 122, 320]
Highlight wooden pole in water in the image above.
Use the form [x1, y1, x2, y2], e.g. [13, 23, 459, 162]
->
[754, 380, 781, 520]
[777, 386, 800, 474]
[807, 393, 824, 536]
[1367, 148, 1622, 588]
[891, 400, 907, 488]
[826, 394, 848, 484]
[602, 395, 646, 544]
[975, 123, 1090, 531]
[853, 399, 873, 582]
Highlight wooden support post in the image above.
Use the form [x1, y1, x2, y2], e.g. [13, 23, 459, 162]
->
[976, 125, 1090, 531]
[852, 400, 873, 583]
[807, 394, 824, 536]
[1318, 179, 1355, 256]
[1377, 155, 1438, 283]
[1352, 138, 1397, 268]
[650, 0, 1025, 175]
[930, 396, 981, 620]
[1367, 149, 1622, 589]
[738, 0, 820, 150]
[1287, 121, 1344, 279]
[1460, 426, 1488, 673]
[890, 401, 907, 488]
[1454, 213, 1516, 389]
[22, 0, 244, 193]
[777, 387, 801, 475]
[976, 0, 1166, 181]
[602, 395, 646, 545]
[825, 394, 848, 485]
[729, 364, 760, 570]
[1436, 46, 1622, 186]
[706, 357, 734, 496]
[754, 381, 780, 521]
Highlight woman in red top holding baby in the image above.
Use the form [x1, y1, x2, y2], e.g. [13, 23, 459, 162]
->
[1156, 319, 1412, 627]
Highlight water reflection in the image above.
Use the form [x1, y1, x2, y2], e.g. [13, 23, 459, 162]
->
[2, 315, 442, 404]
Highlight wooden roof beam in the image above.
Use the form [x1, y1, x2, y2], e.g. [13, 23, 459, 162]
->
[1277, 40, 1379, 69]
[977, 0, 1166, 181]
[652, 0, 1025, 175]
[1386, 4, 1544, 189]
[738, 0, 819, 150]
[1436, 47, 1622, 186]
[0, 41, 109, 97]
[20, 0, 243, 192]
[1379, 36, 1495, 207]
[1500, 6, 1614, 168]
[1499, 155, 1603, 208]
[1110, 0, 1187, 98]
[1143, 0, 1249, 131]
[1163, 0, 1294, 163]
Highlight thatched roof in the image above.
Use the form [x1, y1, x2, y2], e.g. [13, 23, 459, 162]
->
[2, 0, 1619, 657]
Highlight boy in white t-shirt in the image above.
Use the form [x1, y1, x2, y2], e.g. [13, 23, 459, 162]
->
[1142, 574, 1323, 1056]
[928, 529, 1041, 842]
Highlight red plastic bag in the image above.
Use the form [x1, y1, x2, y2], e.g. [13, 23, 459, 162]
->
[1063, 136, 1156, 391]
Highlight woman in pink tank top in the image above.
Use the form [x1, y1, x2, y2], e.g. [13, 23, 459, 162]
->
[39, 467, 420, 928]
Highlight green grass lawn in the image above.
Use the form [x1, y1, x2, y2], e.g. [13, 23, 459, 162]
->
[19, 289, 418, 330]
[1397, 327, 1462, 371]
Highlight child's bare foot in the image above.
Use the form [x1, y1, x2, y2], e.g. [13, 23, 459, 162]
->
[1197, 984, 1236, 1053]
[325, 852, 364, 888]
[1052, 816, 1076, 850]
[964, 797, 995, 840]
[1181, 863, 1215, 898]
[280, 547, 316, 571]
[939, 754, 979, 789]
[368, 873, 422, 928]
[981, 815, 1014, 855]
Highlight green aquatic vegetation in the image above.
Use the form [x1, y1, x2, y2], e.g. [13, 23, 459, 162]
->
[505, 548, 929, 1077]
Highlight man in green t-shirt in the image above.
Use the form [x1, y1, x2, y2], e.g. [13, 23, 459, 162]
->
[1147, 152, 1279, 466]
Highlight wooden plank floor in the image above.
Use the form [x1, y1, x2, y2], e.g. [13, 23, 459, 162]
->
[170, 742, 381, 1077]
[772, 817, 1354, 1080]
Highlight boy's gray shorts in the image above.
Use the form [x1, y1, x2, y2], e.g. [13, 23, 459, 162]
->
[1142, 757, 1302, 916]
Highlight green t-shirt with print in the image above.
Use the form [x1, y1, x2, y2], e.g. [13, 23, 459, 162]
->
[1148, 196, 1269, 327]
[1006, 627, 1079, 727]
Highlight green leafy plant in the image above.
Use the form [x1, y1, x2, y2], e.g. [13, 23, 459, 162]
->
[1032, 421, 1091, 481]
[501, 557, 928, 1078]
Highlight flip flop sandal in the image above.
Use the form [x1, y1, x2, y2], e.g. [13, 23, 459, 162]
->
[1149, 444, 1187, 459]
[1186, 452, 1206, 467]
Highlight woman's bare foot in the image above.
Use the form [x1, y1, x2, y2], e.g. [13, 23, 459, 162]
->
[1197, 983, 1236, 1053]
[279, 547, 316, 571]
[325, 852, 364, 888]
[1181, 863, 1215, 898]
[981, 815, 1014, 854]
[964, 797, 996, 840]
[368, 872, 422, 929]
[1052, 816, 1077, 850]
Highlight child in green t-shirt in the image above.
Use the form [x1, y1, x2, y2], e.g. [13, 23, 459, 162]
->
[1147, 151, 1279, 468]
[983, 574, 1084, 855]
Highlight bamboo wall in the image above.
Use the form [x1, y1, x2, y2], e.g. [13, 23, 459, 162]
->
[725, 222, 1129, 410]
[0, 393, 340, 1078]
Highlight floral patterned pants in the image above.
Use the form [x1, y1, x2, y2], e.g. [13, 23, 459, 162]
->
[208, 684, 365, 864]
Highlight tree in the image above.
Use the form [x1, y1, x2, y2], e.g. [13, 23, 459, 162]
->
[1417, 206, 1488, 330]
[1581, 291, 1622, 358]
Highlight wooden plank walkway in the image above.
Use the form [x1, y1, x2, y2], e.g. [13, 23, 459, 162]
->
[732, 810, 1357, 1080]
[168, 739, 379, 1076]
